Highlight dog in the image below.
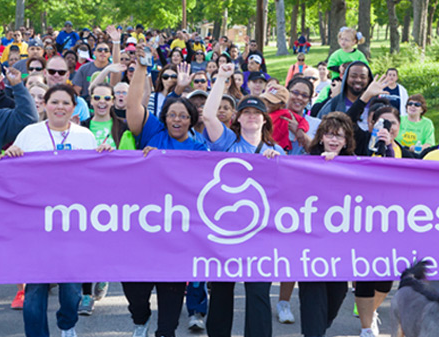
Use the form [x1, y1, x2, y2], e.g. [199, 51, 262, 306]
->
[391, 260, 439, 337]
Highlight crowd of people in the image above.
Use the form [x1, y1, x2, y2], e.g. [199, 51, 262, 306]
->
[0, 21, 438, 338]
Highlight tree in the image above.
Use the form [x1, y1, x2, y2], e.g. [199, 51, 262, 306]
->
[412, 0, 430, 49]
[15, 0, 25, 29]
[256, 0, 265, 51]
[318, 3, 327, 45]
[358, 0, 371, 58]
[386, 0, 400, 53]
[401, 4, 412, 42]
[426, 0, 439, 45]
[328, 0, 346, 56]
[275, 0, 289, 55]
[289, 0, 299, 48]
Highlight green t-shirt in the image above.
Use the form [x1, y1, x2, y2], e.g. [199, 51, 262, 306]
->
[327, 48, 369, 79]
[396, 115, 435, 147]
[89, 119, 116, 148]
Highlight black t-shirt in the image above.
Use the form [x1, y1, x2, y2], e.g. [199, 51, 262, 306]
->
[114, 108, 126, 119]
[383, 86, 400, 111]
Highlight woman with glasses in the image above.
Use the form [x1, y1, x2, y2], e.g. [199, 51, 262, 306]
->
[26, 56, 46, 75]
[285, 52, 308, 85]
[123, 45, 206, 338]
[191, 50, 207, 73]
[203, 63, 283, 337]
[28, 82, 49, 121]
[147, 64, 178, 117]
[43, 42, 58, 60]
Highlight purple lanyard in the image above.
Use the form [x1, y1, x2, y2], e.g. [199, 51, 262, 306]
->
[45, 121, 70, 150]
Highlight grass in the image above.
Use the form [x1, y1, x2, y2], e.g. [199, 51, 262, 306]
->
[264, 41, 439, 142]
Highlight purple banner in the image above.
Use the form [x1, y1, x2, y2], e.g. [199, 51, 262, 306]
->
[0, 150, 438, 283]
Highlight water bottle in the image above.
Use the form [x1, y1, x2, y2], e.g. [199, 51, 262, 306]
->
[414, 140, 422, 154]
[369, 118, 384, 152]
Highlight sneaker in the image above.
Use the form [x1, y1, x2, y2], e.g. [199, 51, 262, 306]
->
[61, 328, 77, 337]
[93, 282, 109, 301]
[132, 320, 150, 337]
[276, 300, 295, 324]
[371, 311, 381, 336]
[360, 328, 375, 337]
[353, 302, 359, 317]
[188, 313, 205, 331]
[11, 290, 25, 310]
[78, 295, 94, 316]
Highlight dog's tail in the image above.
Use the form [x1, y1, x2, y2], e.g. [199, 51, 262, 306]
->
[399, 260, 439, 302]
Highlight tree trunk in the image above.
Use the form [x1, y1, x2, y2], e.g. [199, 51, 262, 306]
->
[182, 0, 187, 29]
[289, 0, 299, 48]
[370, 24, 375, 39]
[265, 23, 271, 46]
[385, 24, 389, 40]
[318, 6, 326, 45]
[15, 0, 25, 30]
[426, 0, 438, 45]
[401, 6, 411, 42]
[256, 0, 265, 51]
[275, 0, 290, 55]
[412, 0, 430, 49]
[301, 1, 306, 33]
[358, 0, 371, 58]
[213, 19, 222, 40]
[263, 0, 268, 45]
[326, 10, 331, 44]
[221, 7, 228, 36]
[328, 0, 346, 56]
[386, 0, 400, 53]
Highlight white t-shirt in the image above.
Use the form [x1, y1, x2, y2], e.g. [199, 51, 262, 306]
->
[14, 121, 97, 151]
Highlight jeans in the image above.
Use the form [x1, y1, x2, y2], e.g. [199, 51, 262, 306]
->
[186, 282, 208, 316]
[23, 283, 82, 337]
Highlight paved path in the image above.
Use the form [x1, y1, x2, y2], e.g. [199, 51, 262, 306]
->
[0, 282, 397, 337]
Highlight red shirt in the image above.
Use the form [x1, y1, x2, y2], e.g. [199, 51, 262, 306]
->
[270, 109, 309, 150]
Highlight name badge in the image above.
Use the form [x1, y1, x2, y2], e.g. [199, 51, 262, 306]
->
[56, 144, 73, 151]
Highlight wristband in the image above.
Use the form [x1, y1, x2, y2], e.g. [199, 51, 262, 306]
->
[112, 41, 120, 44]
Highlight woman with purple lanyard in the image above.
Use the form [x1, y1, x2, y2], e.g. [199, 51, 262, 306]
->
[202, 63, 283, 337]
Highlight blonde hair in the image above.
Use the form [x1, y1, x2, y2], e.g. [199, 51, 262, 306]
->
[28, 82, 49, 92]
[338, 27, 365, 45]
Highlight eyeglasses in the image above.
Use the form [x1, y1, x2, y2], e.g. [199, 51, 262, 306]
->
[25, 33, 32, 36]
[194, 79, 207, 84]
[162, 74, 178, 80]
[196, 52, 204, 55]
[92, 95, 113, 101]
[47, 69, 68, 76]
[96, 47, 110, 53]
[298, 59, 305, 61]
[290, 90, 309, 99]
[121, 58, 130, 61]
[29, 67, 43, 72]
[115, 91, 128, 96]
[407, 101, 422, 107]
[127, 67, 135, 72]
[305, 76, 318, 81]
[45, 46, 54, 50]
[166, 113, 191, 120]
[323, 132, 345, 141]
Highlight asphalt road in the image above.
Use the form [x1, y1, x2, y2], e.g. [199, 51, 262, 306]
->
[0, 282, 401, 337]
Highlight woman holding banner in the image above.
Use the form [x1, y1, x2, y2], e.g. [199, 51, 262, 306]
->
[2, 84, 112, 337]
[202, 63, 283, 337]
[297, 111, 356, 337]
[123, 44, 207, 337]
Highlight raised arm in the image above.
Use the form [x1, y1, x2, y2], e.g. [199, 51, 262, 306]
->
[88, 63, 127, 94]
[126, 44, 149, 136]
[203, 63, 235, 142]
[107, 25, 122, 87]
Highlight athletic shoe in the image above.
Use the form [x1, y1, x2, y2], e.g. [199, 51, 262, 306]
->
[78, 295, 94, 316]
[371, 311, 381, 336]
[132, 320, 150, 337]
[353, 302, 359, 317]
[276, 300, 295, 324]
[61, 328, 77, 337]
[93, 282, 109, 301]
[11, 290, 25, 310]
[188, 313, 205, 331]
[360, 328, 375, 337]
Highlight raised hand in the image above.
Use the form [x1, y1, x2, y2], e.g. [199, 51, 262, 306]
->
[218, 63, 235, 79]
[107, 25, 121, 42]
[361, 74, 389, 102]
[5, 67, 22, 86]
[280, 111, 299, 133]
[177, 62, 192, 87]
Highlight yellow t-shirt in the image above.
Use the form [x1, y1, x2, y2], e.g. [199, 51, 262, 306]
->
[131, 32, 146, 43]
[1, 42, 29, 63]
[170, 38, 186, 50]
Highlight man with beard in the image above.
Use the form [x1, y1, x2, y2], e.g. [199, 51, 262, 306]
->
[317, 61, 374, 131]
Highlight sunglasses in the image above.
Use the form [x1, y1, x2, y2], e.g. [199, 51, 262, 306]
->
[194, 79, 207, 84]
[162, 74, 178, 80]
[407, 101, 422, 107]
[305, 76, 318, 81]
[25, 33, 32, 36]
[121, 58, 130, 61]
[212, 78, 229, 84]
[47, 69, 68, 76]
[96, 47, 110, 53]
[196, 52, 204, 55]
[298, 59, 305, 61]
[127, 67, 135, 72]
[127, 51, 135, 55]
[29, 67, 43, 72]
[92, 95, 113, 101]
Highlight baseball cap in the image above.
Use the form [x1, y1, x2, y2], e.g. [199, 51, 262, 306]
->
[248, 54, 262, 64]
[124, 45, 136, 52]
[221, 94, 237, 110]
[127, 26, 134, 32]
[260, 84, 289, 104]
[237, 97, 267, 113]
[126, 37, 137, 45]
[187, 90, 208, 99]
[65, 21, 73, 27]
[248, 72, 267, 82]
[28, 39, 44, 48]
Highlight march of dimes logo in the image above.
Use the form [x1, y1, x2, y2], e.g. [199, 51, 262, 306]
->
[197, 158, 270, 245]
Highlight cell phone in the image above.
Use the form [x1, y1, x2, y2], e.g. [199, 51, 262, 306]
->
[139, 46, 153, 67]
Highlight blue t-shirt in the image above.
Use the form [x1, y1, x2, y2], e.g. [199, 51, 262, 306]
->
[1, 37, 13, 46]
[383, 86, 400, 112]
[204, 123, 285, 154]
[188, 128, 210, 150]
[136, 113, 207, 151]
[56, 31, 80, 50]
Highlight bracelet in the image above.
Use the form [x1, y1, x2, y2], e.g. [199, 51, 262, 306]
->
[112, 41, 120, 44]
